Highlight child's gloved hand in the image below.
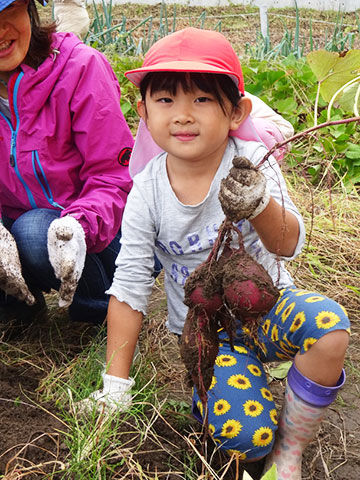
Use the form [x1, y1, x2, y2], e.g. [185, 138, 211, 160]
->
[78, 373, 135, 414]
[0, 222, 35, 305]
[219, 156, 270, 222]
[47, 216, 86, 308]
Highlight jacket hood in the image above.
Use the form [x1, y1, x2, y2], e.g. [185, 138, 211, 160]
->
[19, 33, 84, 110]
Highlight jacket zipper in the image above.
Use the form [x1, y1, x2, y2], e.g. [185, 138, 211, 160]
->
[5, 72, 38, 209]
[32, 150, 64, 210]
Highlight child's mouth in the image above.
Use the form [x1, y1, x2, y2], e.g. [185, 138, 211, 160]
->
[173, 133, 198, 141]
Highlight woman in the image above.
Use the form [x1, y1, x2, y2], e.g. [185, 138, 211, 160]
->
[0, 0, 134, 328]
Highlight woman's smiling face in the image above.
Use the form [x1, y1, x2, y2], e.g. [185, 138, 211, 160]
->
[0, 0, 31, 74]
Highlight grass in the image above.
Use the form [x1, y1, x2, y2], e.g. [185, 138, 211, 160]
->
[1, 183, 359, 479]
[2, 4, 360, 480]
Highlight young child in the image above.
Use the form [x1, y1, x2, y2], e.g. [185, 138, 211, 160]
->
[86, 28, 350, 479]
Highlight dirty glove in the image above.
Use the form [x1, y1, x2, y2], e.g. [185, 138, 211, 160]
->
[219, 156, 270, 223]
[0, 221, 35, 305]
[78, 373, 135, 414]
[47, 216, 86, 308]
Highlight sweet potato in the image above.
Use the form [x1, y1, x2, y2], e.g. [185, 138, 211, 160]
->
[180, 308, 220, 405]
[222, 248, 279, 321]
[180, 156, 280, 410]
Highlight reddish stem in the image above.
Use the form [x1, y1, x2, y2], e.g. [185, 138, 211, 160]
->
[258, 116, 360, 167]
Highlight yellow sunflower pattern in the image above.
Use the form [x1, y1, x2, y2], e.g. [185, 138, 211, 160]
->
[305, 295, 325, 303]
[252, 427, 273, 447]
[260, 388, 273, 402]
[195, 286, 350, 461]
[275, 297, 288, 315]
[258, 341, 268, 356]
[281, 302, 296, 323]
[283, 333, 298, 351]
[315, 311, 341, 329]
[208, 376, 217, 390]
[214, 399, 231, 416]
[271, 325, 279, 342]
[221, 419, 242, 439]
[279, 340, 296, 356]
[215, 355, 237, 367]
[228, 374, 252, 390]
[197, 400, 204, 417]
[233, 345, 249, 354]
[243, 400, 264, 417]
[247, 364, 262, 376]
[227, 449, 247, 460]
[262, 318, 271, 335]
[303, 337, 317, 351]
[290, 311, 306, 332]
[275, 351, 291, 360]
[269, 409, 278, 425]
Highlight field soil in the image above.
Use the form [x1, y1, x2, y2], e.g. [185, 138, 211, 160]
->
[1, 4, 360, 479]
[1, 271, 359, 479]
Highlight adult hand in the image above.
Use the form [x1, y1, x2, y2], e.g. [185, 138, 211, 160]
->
[78, 373, 135, 414]
[219, 156, 270, 223]
[0, 222, 35, 305]
[47, 216, 86, 308]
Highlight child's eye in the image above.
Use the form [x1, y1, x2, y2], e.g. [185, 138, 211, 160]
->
[157, 97, 173, 104]
[195, 97, 212, 103]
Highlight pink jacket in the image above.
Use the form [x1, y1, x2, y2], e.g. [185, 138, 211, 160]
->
[0, 33, 134, 253]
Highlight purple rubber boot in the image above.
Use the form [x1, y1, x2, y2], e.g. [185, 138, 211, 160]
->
[263, 363, 345, 480]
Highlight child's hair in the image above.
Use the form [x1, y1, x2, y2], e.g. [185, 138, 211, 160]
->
[139, 72, 242, 115]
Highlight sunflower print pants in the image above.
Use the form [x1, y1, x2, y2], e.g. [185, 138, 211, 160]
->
[192, 287, 350, 460]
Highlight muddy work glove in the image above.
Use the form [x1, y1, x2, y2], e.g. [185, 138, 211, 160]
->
[47, 216, 86, 308]
[79, 373, 135, 414]
[219, 156, 270, 223]
[0, 222, 35, 305]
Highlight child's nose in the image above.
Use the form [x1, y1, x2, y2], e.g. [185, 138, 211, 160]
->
[173, 108, 194, 124]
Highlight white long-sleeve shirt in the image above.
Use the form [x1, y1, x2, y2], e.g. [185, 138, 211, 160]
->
[108, 138, 305, 335]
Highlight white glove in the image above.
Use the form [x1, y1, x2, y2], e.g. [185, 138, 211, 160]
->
[47, 216, 86, 308]
[78, 373, 135, 414]
[0, 222, 35, 305]
[219, 156, 271, 223]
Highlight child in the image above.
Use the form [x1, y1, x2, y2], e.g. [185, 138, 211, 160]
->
[86, 28, 350, 479]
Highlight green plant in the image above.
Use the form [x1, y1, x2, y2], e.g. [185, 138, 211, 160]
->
[242, 53, 360, 189]
[245, 5, 359, 61]
[85, 1, 220, 56]
[243, 462, 277, 479]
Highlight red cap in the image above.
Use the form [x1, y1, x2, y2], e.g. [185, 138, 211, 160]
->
[125, 27, 245, 94]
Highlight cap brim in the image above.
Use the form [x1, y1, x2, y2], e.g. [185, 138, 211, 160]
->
[125, 61, 240, 88]
[0, 0, 16, 11]
[0, 0, 47, 11]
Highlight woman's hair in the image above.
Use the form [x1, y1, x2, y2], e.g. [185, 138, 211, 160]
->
[25, 0, 56, 69]
[139, 72, 242, 114]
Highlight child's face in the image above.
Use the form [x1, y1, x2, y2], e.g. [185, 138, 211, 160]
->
[138, 84, 248, 167]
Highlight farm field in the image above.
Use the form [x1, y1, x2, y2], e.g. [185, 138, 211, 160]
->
[1, 3, 360, 479]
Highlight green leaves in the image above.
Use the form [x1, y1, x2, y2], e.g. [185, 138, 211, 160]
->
[307, 50, 360, 114]
[242, 463, 278, 480]
[262, 463, 278, 480]
[268, 361, 292, 380]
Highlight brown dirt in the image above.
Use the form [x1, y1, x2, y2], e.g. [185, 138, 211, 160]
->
[92, 4, 360, 54]
[3, 6, 360, 479]
[1, 269, 360, 479]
